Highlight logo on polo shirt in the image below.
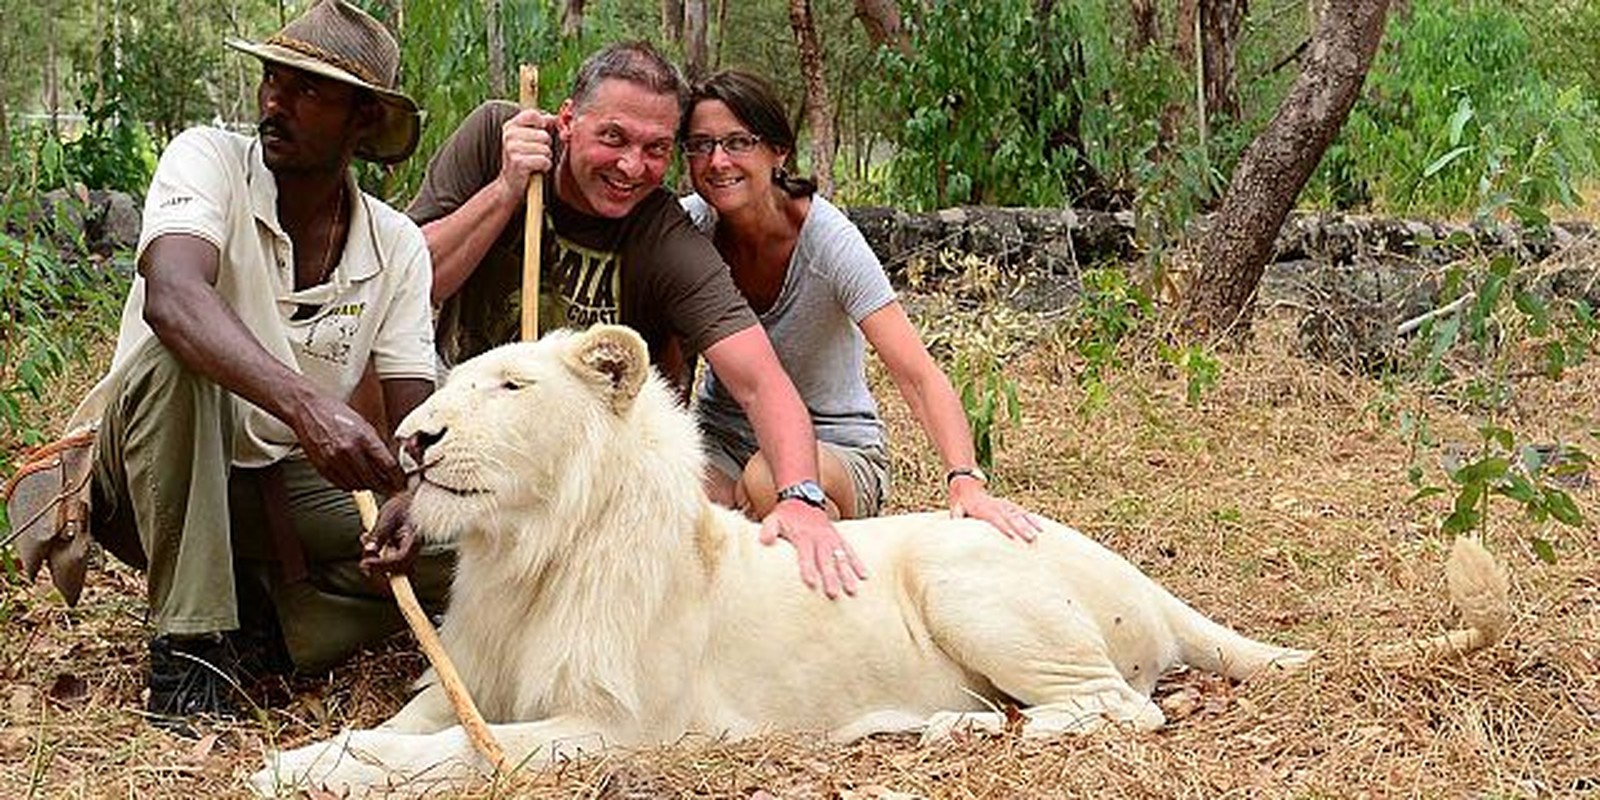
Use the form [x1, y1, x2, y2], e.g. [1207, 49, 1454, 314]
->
[297, 302, 366, 366]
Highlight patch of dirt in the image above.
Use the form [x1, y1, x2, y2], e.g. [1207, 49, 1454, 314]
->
[2, 304, 1596, 799]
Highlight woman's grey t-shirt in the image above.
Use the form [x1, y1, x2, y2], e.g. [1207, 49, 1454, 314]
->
[682, 194, 894, 452]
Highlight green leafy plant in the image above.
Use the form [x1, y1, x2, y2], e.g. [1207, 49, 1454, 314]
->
[1064, 267, 1152, 410]
[952, 347, 1020, 473]
[1396, 243, 1593, 557]
[1158, 341, 1220, 407]
[877, 0, 1135, 209]
[1410, 425, 1587, 564]
[0, 158, 131, 475]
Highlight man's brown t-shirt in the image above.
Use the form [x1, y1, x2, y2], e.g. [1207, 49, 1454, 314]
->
[407, 101, 755, 381]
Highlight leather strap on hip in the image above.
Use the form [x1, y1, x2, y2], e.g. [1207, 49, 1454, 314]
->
[257, 462, 308, 584]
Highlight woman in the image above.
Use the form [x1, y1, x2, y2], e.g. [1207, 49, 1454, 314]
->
[681, 70, 1038, 540]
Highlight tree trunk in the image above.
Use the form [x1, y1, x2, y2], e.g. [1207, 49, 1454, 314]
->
[683, 0, 710, 80]
[1175, 0, 1197, 67]
[0, 92, 9, 173]
[485, 0, 507, 98]
[1130, 0, 1158, 52]
[561, 0, 587, 38]
[46, 21, 59, 136]
[715, 0, 729, 69]
[661, 0, 684, 43]
[788, 0, 835, 195]
[1181, 0, 1391, 338]
[1200, 0, 1248, 121]
[1033, 0, 1108, 206]
[854, 0, 910, 55]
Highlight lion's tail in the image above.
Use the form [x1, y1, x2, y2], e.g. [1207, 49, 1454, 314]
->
[1370, 536, 1511, 667]
[1170, 537, 1509, 679]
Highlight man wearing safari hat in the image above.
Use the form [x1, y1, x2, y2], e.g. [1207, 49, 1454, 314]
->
[66, 0, 449, 727]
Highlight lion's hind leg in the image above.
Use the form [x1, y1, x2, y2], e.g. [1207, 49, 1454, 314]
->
[380, 680, 458, 733]
[919, 576, 1166, 740]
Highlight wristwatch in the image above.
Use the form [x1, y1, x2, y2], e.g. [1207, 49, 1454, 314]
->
[776, 479, 827, 509]
[945, 466, 989, 486]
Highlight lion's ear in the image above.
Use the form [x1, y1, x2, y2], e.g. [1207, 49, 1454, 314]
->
[567, 325, 649, 413]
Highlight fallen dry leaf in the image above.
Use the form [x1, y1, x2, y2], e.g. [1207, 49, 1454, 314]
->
[185, 732, 219, 762]
[46, 673, 88, 706]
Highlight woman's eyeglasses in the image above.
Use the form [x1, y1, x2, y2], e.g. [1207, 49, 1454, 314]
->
[682, 132, 763, 159]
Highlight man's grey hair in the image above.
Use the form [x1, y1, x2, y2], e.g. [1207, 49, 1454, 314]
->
[569, 41, 689, 114]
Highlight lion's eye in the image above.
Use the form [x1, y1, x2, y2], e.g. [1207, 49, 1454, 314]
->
[501, 379, 528, 391]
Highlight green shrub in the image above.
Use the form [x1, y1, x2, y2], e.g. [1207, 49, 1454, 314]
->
[878, 0, 1135, 210]
[1394, 250, 1593, 559]
[0, 169, 131, 471]
[1308, 1, 1600, 216]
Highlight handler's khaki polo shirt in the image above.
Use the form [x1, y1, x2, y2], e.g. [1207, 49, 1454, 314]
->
[70, 127, 436, 467]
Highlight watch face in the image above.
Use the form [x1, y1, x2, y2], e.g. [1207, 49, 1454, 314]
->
[799, 481, 826, 505]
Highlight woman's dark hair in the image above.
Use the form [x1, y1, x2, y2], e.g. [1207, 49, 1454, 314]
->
[683, 70, 817, 198]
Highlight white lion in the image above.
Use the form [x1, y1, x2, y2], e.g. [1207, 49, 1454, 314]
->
[251, 325, 1509, 797]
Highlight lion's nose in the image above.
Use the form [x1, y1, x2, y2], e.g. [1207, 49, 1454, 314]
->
[404, 427, 445, 465]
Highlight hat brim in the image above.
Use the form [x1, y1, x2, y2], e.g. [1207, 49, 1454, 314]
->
[226, 37, 421, 165]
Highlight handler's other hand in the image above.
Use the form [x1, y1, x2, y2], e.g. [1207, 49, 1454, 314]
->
[496, 108, 556, 201]
[294, 395, 405, 493]
[950, 478, 1041, 543]
[361, 489, 420, 583]
[759, 502, 867, 600]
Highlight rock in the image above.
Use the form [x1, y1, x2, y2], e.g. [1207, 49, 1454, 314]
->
[31, 187, 142, 257]
[98, 190, 142, 251]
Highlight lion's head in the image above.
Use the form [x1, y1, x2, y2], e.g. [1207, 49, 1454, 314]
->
[395, 325, 694, 547]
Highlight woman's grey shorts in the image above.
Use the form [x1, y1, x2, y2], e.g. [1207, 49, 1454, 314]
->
[702, 428, 891, 518]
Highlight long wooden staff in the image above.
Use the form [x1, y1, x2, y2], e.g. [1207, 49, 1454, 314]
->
[355, 490, 508, 772]
[520, 64, 543, 341]
[340, 66, 552, 776]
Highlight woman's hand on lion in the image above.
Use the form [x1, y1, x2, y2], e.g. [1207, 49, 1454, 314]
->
[360, 490, 421, 583]
[759, 503, 868, 599]
[949, 479, 1042, 543]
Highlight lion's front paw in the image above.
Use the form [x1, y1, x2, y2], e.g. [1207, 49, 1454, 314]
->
[251, 731, 394, 797]
[251, 728, 486, 798]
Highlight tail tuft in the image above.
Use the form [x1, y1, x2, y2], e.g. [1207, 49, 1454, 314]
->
[1371, 536, 1511, 667]
[1446, 536, 1511, 645]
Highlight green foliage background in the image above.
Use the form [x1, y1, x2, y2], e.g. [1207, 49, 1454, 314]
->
[4, 0, 1598, 216]
[2, 0, 1600, 516]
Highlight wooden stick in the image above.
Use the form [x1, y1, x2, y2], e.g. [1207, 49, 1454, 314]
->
[354, 490, 509, 773]
[350, 62, 546, 776]
[519, 64, 544, 342]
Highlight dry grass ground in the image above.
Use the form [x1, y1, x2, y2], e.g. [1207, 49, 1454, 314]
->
[1, 302, 1596, 799]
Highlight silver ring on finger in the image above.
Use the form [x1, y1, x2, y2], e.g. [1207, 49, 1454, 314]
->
[831, 548, 848, 561]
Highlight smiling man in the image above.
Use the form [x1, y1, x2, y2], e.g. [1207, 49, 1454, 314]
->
[400, 42, 866, 599]
[64, 0, 450, 728]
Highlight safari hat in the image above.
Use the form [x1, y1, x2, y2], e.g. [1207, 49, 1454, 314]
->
[226, 0, 420, 164]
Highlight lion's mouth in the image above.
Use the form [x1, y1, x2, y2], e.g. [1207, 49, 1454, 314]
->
[419, 473, 492, 497]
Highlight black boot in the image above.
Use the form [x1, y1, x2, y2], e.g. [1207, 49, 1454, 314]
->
[146, 633, 243, 732]
[229, 568, 294, 683]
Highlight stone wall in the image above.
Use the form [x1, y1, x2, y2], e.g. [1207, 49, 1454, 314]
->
[842, 204, 1600, 367]
[843, 204, 1596, 283]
